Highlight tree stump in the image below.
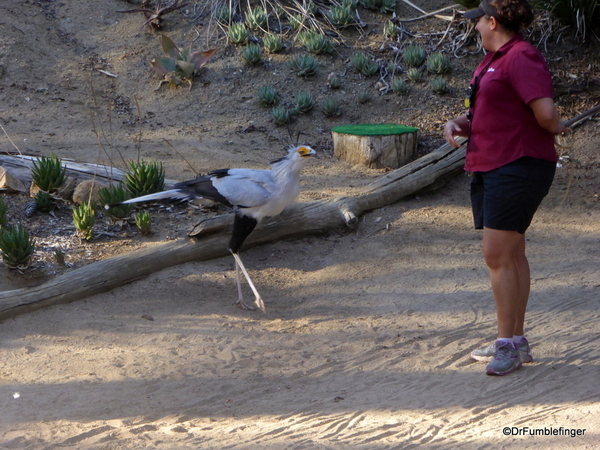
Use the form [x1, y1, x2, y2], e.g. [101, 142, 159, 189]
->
[332, 124, 419, 169]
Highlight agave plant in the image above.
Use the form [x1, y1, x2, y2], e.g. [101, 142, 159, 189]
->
[73, 202, 96, 241]
[135, 210, 152, 236]
[327, 5, 355, 28]
[322, 97, 342, 117]
[263, 34, 283, 53]
[391, 78, 410, 95]
[271, 106, 290, 126]
[257, 85, 278, 107]
[31, 154, 67, 192]
[227, 22, 249, 44]
[245, 6, 268, 30]
[298, 30, 334, 54]
[426, 52, 450, 74]
[403, 44, 426, 68]
[407, 67, 421, 82]
[34, 191, 55, 213]
[431, 77, 448, 94]
[125, 160, 165, 198]
[350, 53, 379, 76]
[0, 224, 35, 269]
[242, 42, 262, 65]
[0, 196, 7, 228]
[360, 0, 396, 13]
[151, 35, 217, 89]
[292, 91, 315, 114]
[289, 54, 318, 77]
[99, 183, 134, 220]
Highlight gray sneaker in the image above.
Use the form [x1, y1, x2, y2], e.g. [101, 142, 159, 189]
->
[471, 338, 533, 363]
[485, 341, 523, 376]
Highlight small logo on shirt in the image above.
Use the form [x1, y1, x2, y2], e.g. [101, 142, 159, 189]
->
[487, 67, 495, 72]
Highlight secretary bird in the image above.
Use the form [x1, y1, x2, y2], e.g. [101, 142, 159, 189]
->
[107, 145, 316, 311]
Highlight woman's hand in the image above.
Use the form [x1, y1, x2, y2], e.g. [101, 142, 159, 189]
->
[444, 115, 470, 148]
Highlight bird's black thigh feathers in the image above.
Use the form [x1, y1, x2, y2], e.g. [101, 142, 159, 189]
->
[229, 214, 258, 254]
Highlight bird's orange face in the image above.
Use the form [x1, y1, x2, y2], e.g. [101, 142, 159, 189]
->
[296, 146, 316, 158]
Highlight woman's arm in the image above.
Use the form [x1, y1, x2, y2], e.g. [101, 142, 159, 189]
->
[444, 114, 470, 148]
[529, 97, 569, 135]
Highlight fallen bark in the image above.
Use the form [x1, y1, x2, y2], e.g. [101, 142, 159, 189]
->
[0, 141, 466, 321]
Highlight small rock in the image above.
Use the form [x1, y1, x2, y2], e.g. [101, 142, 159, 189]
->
[72, 180, 107, 205]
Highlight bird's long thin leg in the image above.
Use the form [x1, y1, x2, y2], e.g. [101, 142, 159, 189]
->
[234, 257, 253, 311]
[231, 251, 266, 312]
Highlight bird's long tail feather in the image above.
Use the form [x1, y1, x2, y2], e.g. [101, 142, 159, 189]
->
[105, 189, 193, 209]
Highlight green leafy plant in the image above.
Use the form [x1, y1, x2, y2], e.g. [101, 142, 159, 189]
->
[263, 34, 283, 53]
[245, 6, 268, 30]
[31, 154, 67, 192]
[214, 4, 233, 24]
[125, 160, 165, 198]
[298, 30, 334, 54]
[357, 91, 370, 104]
[151, 35, 216, 89]
[73, 202, 96, 240]
[350, 53, 379, 76]
[99, 183, 134, 220]
[292, 91, 315, 114]
[271, 106, 290, 126]
[135, 210, 152, 236]
[537, 0, 599, 41]
[289, 13, 304, 31]
[360, 0, 396, 13]
[431, 77, 448, 94]
[257, 85, 278, 106]
[0, 224, 35, 269]
[34, 191, 55, 213]
[289, 54, 318, 77]
[385, 20, 398, 39]
[327, 72, 341, 89]
[391, 78, 410, 95]
[227, 22, 248, 44]
[0, 196, 7, 228]
[242, 42, 262, 65]
[403, 44, 426, 68]
[407, 67, 421, 82]
[426, 52, 450, 74]
[327, 5, 355, 27]
[322, 97, 342, 117]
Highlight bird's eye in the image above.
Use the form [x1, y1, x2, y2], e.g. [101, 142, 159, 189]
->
[297, 146, 311, 156]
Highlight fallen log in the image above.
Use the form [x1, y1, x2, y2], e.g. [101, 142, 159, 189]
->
[0, 140, 466, 321]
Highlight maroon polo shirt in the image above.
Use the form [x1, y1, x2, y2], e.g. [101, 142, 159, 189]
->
[465, 34, 558, 173]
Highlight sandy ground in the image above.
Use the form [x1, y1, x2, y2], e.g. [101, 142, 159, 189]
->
[1, 0, 599, 448]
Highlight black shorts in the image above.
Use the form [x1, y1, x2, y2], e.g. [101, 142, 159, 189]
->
[470, 157, 556, 234]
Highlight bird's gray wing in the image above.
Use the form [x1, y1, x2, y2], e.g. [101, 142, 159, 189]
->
[212, 169, 274, 208]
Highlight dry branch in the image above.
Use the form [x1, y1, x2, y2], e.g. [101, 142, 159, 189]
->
[0, 140, 466, 321]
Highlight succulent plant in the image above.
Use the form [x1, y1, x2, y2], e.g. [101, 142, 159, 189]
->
[327, 5, 355, 27]
[227, 22, 248, 44]
[431, 77, 448, 94]
[242, 42, 263, 65]
[271, 106, 290, 126]
[263, 34, 283, 53]
[214, 4, 233, 24]
[151, 35, 216, 89]
[245, 6, 268, 30]
[403, 44, 426, 68]
[322, 97, 342, 117]
[0, 196, 7, 228]
[292, 91, 315, 114]
[391, 78, 410, 95]
[257, 85, 278, 107]
[99, 183, 134, 220]
[0, 224, 35, 269]
[34, 191, 55, 213]
[360, 0, 396, 13]
[289, 54, 318, 77]
[125, 160, 165, 198]
[384, 20, 398, 38]
[327, 72, 341, 89]
[73, 202, 96, 241]
[357, 91, 370, 104]
[289, 13, 303, 31]
[31, 153, 67, 192]
[350, 53, 379, 76]
[407, 67, 421, 82]
[298, 30, 334, 54]
[135, 210, 152, 236]
[426, 52, 451, 74]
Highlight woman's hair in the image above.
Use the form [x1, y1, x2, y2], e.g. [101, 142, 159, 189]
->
[490, 0, 535, 33]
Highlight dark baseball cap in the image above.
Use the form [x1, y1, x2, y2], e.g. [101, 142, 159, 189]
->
[463, 0, 498, 20]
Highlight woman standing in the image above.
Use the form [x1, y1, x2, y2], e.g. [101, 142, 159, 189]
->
[444, 0, 569, 376]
